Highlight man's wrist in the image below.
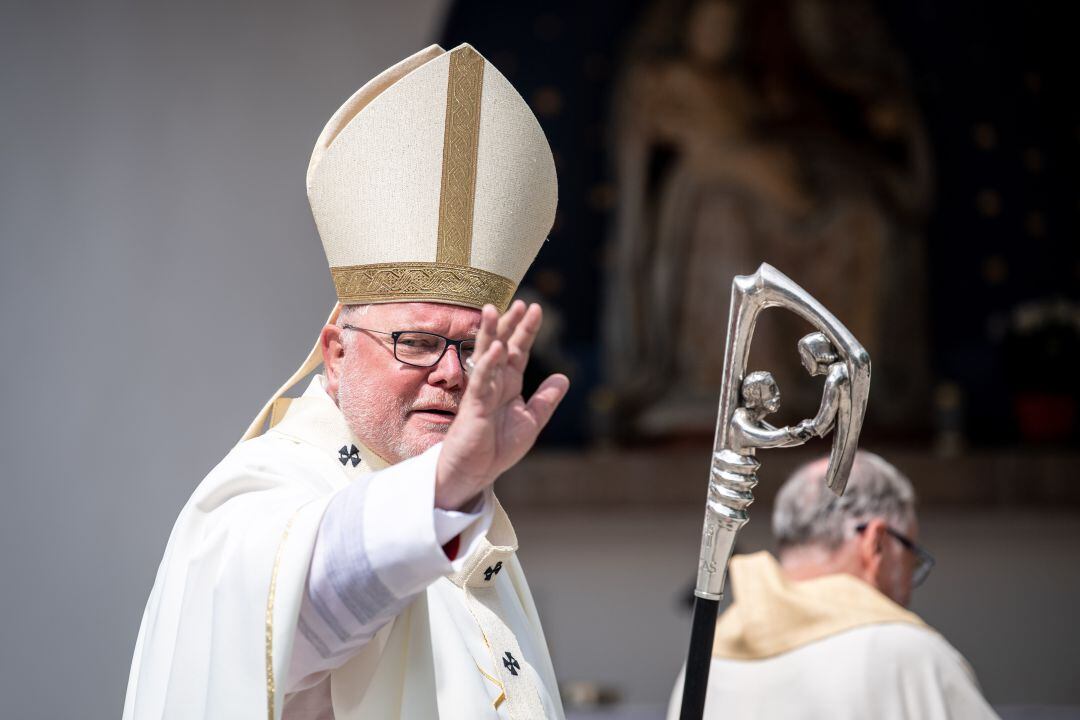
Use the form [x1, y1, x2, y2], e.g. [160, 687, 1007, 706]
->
[434, 458, 491, 511]
[434, 483, 485, 512]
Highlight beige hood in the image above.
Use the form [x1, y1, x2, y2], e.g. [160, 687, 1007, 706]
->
[713, 552, 926, 660]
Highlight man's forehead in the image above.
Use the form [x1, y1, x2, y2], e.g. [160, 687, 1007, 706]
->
[368, 301, 483, 333]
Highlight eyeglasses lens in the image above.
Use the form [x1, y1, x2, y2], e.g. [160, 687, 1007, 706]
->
[394, 332, 477, 367]
[394, 333, 444, 364]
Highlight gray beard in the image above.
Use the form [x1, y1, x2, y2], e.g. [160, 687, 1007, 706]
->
[336, 373, 456, 463]
[336, 373, 415, 462]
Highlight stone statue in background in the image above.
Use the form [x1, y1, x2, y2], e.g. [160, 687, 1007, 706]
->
[602, 0, 932, 441]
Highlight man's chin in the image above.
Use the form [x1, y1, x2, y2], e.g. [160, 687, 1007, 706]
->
[412, 423, 451, 444]
[395, 424, 450, 460]
[410, 423, 449, 440]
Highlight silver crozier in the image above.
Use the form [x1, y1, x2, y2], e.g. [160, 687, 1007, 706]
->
[679, 263, 871, 720]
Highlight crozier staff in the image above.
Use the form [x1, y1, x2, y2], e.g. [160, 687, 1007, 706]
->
[124, 44, 569, 720]
[680, 265, 871, 720]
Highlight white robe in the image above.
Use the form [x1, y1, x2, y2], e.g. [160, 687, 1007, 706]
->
[124, 377, 564, 719]
[667, 552, 998, 720]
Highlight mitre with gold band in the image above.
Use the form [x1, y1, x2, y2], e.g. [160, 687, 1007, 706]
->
[240, 43, 558, 443]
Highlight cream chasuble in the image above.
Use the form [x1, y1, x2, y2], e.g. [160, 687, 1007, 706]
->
[124, 377, 564, 719]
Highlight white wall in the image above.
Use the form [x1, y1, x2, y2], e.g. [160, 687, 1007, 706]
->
[0, 2, 447, 717]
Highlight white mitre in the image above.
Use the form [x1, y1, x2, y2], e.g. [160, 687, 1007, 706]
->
[309, 43, 557, 310]
[241, 43, 558, 441]
[311, 42, 557, 310]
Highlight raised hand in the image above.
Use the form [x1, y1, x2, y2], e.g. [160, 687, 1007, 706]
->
[434, 300, 570, 510]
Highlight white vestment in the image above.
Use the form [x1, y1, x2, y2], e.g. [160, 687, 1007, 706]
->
[667, 553, 998, 720]
[124, 377, 564, 719]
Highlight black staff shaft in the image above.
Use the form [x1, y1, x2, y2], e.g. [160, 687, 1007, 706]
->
[679, 595, 720, 720]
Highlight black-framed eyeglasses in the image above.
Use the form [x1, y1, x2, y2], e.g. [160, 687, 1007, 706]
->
[341, 325, 476, 370]
[855, 522, 936, 588]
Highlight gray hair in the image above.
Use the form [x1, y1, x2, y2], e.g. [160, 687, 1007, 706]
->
[336, 304, 372, 348]
[336, 304, 372, 324]
[772, 451, 915, 552]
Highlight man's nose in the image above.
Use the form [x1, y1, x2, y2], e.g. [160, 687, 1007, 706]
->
[428, 344, 465, 389]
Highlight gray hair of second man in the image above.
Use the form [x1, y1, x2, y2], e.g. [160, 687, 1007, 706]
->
[772, 451, 916, 553]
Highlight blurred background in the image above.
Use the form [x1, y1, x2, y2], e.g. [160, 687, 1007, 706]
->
[1, 0, 1077, 718]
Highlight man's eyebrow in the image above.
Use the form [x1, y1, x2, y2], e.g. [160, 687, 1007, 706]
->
[402, 322, 479, 339]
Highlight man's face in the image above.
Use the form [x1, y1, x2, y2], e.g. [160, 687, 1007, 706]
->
[323, 302, 481, 463]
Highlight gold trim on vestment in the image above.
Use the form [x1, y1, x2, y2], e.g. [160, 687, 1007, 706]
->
[436, 45, 485, 266]
[265, 512, 300, 720]
[474, 659, 507, 709]
[331, 262, 515, 310]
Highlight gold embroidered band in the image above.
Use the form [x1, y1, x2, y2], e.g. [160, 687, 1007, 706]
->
[265, 512, 300, 720]
[436, 45, 485, 266]
[332, 262, 515, 310]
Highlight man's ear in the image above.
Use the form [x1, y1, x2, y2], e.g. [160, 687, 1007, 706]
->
[856, 517, 887, 587]
[321, 324, 346, 400]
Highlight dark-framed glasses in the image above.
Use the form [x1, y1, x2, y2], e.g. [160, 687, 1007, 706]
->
[855, 522, 936, 588]
[341, 324, 476, 371]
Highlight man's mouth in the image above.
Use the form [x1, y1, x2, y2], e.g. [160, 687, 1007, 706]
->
[410, 407, 457, 423]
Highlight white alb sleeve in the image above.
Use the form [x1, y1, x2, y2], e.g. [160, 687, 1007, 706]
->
[435, 487, 495, 566]
[286, 443, 492, 692]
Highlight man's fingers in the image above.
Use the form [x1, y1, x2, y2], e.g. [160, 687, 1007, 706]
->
[474, 304, 499, 357]
[524, 373, 570, 430]
[507, 303, 542, 372]
[467, 340, 506, 405]
[495, 299, 526, 346]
